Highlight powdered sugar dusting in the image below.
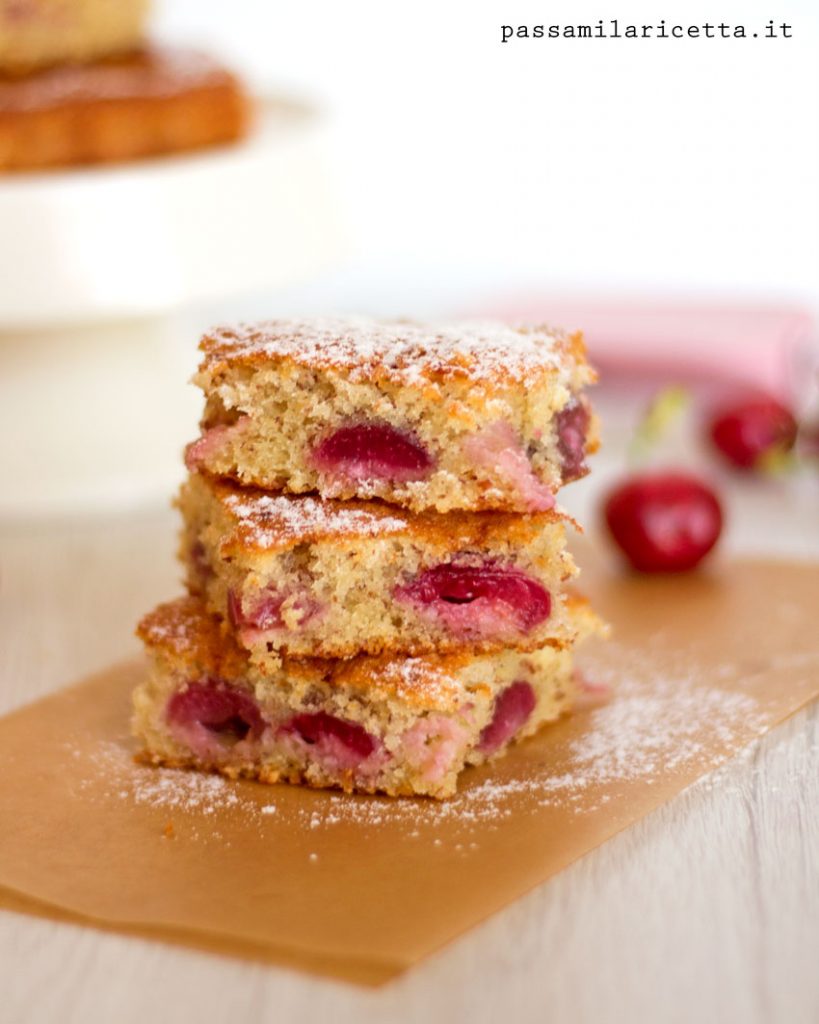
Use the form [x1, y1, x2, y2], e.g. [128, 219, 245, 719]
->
[200, 317, 575, 386]
[129, 768, 242, 815]
[558, 682, 761, 784]
[75, 742, 277, 840]
[83, 742, 244, 814]
[384, 655, 463, 708]
[221, 487, 409, 550]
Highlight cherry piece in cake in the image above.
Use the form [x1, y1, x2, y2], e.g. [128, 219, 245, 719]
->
[396, 562, 551, 641]
[556, 399, 591, 482]
[311, 422, 433, 483]
[166, 681, 264, 759]
[282, 712, 377, 771]
[478, 681, 537, 754]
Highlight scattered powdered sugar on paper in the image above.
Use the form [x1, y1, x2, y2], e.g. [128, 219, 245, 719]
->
[552, 678, 766, 787]
[127, 769, 241, 815]
[73, 742, 271, 839]
[283, 657, 771, 831]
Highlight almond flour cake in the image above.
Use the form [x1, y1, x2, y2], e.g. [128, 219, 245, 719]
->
[0, 46, 248, 171]
[134, 595, 599, 799]
[185, 317, 598, 514]
[180, 472, 578, 663]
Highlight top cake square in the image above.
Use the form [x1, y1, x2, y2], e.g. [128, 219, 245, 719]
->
[186, 317, 597, 513]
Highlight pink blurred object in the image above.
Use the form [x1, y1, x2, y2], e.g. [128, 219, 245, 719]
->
[485, 297, 818, 404]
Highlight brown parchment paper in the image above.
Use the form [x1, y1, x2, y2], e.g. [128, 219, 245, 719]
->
[0, 559, 817, 985]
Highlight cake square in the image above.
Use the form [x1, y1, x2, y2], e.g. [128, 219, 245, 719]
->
[133, 595, 600, 799]
[185, 317, 597, 513]
[180, 472, 579, 664]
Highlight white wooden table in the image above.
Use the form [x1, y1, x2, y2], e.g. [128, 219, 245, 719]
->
[1, 463, 817, 1024]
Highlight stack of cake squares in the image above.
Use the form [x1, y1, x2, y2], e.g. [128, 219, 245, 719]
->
[133, 318, 600, 798]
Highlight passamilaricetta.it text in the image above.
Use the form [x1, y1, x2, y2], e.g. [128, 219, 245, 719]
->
[501, 21, 793, 43]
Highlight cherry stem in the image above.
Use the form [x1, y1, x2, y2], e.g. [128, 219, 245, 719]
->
[628, 385, 691, 465]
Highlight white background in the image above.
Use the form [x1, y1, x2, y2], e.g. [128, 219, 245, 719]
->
[156, 0, 819, 309]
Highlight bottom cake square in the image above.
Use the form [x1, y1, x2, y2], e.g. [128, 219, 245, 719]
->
[133, 596, 600, 798]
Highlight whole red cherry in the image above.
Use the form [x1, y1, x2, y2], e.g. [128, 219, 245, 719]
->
[604, 471, 723, 573]
[708, 394, 797, 471]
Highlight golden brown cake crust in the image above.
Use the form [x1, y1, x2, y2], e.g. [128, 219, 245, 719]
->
[137, 595, 249, 681]
[197, 474, 572, 557]
[0, 45, 249, 171]
[198, 317, 594, 390]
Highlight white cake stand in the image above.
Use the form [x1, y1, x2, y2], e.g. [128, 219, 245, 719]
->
[0, 98, 345, 518]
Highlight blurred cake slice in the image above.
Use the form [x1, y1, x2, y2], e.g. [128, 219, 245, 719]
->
[134, 595, 600, 799]
[185, 317, 598, 514]
[180, 472, 578, 663]
[0, 45, 249, 171]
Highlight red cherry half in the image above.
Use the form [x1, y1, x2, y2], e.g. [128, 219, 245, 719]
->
[311, 422, 433, 483]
